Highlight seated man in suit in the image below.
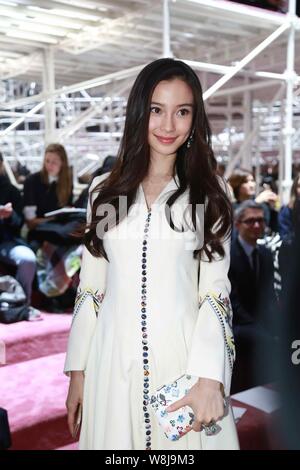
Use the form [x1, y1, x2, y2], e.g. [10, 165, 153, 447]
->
[229, 200, 279, 393]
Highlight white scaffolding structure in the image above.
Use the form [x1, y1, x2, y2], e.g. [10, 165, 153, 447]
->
[0, 0, 299, 201]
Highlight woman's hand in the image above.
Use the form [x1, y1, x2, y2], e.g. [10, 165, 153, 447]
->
[26, 216, 55, 230]
[255, 189, 278, 208]
[66, 371, 84, 438]
[26, 217, 47, 230]
[166, 377, 225, 432]
[0, 202, 13, 219]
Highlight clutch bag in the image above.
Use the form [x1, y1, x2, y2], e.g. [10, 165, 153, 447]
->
[150, 374, 223, 441]
[150, 374, 198, 441]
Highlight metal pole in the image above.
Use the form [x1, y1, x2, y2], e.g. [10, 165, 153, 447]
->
[278, 110, 285, 205]
[203, 22, 289, 101]
[213, 79, 284, 98]
[254, 120, 260, 198]
[242, 78, 252, 170]
[225, 84, 284, 179]
[163, 0, 172, 57]
[185, 59, 289, 82]
[0, 101, 45, 137]
[225, 117, 262, 178]
[2, 157, 18, 186]
[227, 95, 233, 164]
[2, 61, 295, 112]
[282, 0, 296, 204]
[201, 71, 208, 93]
[187, 0, 286, 26]
[1, 64, 145, 111]
[43, 47, 56, 144]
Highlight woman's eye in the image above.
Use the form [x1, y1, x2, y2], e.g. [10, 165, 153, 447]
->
[177, 108, 190, 117]
[150, 106, 161, 114]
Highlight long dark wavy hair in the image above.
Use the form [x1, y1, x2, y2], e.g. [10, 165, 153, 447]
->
[85, 58, 232, 261]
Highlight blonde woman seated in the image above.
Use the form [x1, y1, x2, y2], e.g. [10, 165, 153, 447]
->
[23, 143, 73, 239]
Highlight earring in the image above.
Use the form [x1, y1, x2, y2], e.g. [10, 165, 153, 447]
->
[186, 129, 195, 148]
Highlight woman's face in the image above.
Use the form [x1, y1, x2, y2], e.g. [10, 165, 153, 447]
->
[44, 152, 62, 177]
[239, 174, 256, 201]
[148, 78, 194, 161]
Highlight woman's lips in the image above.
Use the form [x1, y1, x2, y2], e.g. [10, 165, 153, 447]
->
[155, 135, 177, 144]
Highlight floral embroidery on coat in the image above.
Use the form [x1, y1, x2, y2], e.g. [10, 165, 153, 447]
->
[72, 287, 104, 324]
[200, 292, 235, 370]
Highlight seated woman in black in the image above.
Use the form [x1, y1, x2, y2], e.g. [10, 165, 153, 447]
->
[23, 143, 73, 245]
[23, 144, 78, 307]
[0, 152, 36, 304]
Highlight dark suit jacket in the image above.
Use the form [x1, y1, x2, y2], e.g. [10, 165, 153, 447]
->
[0, 174, 24, 244]
[229, 236, 277, 334]
[23, 171, 73, 218]
[277, 234, 300, 448]
[229, 236, 280, 392]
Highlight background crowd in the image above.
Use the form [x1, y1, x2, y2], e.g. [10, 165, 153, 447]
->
[1, 143, 300, 397]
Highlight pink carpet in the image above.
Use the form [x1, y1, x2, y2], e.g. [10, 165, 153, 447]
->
[0, 339, 5, 364]
[0, 313, 71, 365]
[0, 352, 77, 450]
[0, 313, 284, 450]
[56, 442, 78, 450]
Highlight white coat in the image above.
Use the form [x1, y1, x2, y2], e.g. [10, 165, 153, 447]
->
[64, 172, 239, 450]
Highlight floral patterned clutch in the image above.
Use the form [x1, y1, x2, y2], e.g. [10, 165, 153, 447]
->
[150, 374, 199, 441]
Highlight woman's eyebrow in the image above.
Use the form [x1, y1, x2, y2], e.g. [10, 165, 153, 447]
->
[151, 101, 194, 107]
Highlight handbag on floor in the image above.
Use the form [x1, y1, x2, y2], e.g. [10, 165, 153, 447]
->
[0, 275, 29, 324]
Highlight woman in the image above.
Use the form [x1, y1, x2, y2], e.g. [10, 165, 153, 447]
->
[0, 152, 38, 310]
[228, 168, 278, 233]
[23, 143, 73, 234]
[23, 144, 77, 305]
[64, 58, 239, 450]
[278, 173, 300, 242]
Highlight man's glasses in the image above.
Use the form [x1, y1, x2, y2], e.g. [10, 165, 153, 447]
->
[240, 217, 265, 226]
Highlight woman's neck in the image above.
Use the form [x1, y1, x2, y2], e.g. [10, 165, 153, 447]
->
[147, 154, 175, 180]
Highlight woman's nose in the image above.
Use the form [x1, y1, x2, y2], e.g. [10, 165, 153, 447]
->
[161, 113, 175, 133]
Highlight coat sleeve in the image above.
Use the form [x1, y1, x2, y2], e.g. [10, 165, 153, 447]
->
[63, 174, 109, 375]
[186, 235, 235, 396]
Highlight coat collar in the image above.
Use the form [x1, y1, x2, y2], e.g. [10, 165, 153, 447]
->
[137, 173, 180, 209]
